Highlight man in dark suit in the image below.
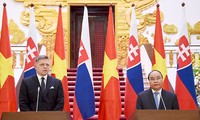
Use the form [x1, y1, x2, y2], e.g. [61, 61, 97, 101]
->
[19, 55, 64, 111]
[136, 70, 179, 110]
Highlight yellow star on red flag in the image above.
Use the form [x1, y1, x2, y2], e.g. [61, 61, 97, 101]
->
[0, 53, 13, 88]
[51, 53, 67, 80]
[103, 53, 118, 88]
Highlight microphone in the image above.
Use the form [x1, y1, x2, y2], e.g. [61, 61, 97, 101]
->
[36, 87, 40, 112]
[159, 92, 167, 110]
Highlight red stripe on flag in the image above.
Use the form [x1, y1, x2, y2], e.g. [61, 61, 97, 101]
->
[176, 75, 198, 110]
[124, 78, 137, 119]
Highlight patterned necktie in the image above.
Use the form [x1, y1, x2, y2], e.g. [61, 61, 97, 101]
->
[41, 77, 45, 93]
[154, 92, 159, 109]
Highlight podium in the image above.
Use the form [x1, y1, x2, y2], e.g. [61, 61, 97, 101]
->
[1, 111, 71, 120]
[129, 110, 200, 120]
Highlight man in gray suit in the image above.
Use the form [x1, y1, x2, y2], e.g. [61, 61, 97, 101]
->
[19, 55, 64, 111]
[136, 70, 179, 110]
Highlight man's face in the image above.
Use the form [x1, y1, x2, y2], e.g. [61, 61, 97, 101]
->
[149, 71, 163, 91]
[34, 59, 50, 76]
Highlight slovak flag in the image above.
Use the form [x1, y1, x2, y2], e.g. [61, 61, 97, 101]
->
[175, 3, 198, 110]
[73, 6, 95, 119]
[24, 6, 39, 78]
[124, 5, 144, 119]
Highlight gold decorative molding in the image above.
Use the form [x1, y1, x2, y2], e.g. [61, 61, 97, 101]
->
[19, 3, 69, 66]
[124, 1, 159, 38]
[197, 36, 200, 40]
[10, 0, 200, 68]
[191, 21, 200, 34]
[192, 53, 195, 66]
[12, 51, 16, 68]
[20, 51, 24, 68]
[117, 0, 158, 67]
[199, 53, 200, 66]
[163, 24, 177, 34]
[16, 0, 68, 6]
[117, 35, 129, 68]
[138, 33, 150, 45]
[9, 19, 25, 44]
[169, 50, 173, 68]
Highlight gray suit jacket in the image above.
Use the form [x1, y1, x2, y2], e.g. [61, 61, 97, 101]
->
[136, 89, 179, 110]
[19, 75, 64, 111]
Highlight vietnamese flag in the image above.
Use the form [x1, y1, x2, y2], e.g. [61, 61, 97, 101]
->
[98, 6, 122, 120]
[0, 3, 17, 118]
[152, 4, 172, 91]
[51, 5, 70, 112]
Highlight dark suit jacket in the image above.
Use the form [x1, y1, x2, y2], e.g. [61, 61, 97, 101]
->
[136, 89, 179, 110]
[19, 75, 64, 111]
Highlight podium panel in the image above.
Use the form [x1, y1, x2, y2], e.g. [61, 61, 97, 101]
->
[1, 111, 70, 120]
[130, 110, 200, 120]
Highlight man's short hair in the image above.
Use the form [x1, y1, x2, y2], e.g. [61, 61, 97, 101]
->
[35, 55, 49, 63]
[148, 70, 163, 80]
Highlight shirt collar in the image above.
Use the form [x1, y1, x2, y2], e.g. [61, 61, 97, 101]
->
[37, 74, 47, 80]
[151, 89, 162, 94]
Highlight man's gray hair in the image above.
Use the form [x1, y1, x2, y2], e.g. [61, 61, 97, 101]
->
[35, 55, 49, 63]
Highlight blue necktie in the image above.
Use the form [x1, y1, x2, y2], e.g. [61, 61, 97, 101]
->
[154, 92, 159, 109]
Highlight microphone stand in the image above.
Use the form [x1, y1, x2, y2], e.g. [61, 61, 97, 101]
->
[36, 87, 40, 112]
[159, 93, 167, 110]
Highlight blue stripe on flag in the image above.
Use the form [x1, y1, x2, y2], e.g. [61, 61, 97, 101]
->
[75, 63, 95, 119]
[24, 68, 36, 78]
[127, 63, 144, 94]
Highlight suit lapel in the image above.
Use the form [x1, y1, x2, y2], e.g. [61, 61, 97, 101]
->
[32, 75, 45, 100]
[43, 76, 54, 98]
[159, 89, 167, 109]
[32, 75, 40, 92]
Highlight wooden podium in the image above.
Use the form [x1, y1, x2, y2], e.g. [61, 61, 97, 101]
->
[1, 111, 71, 120]
[129, 110, 200, 120]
